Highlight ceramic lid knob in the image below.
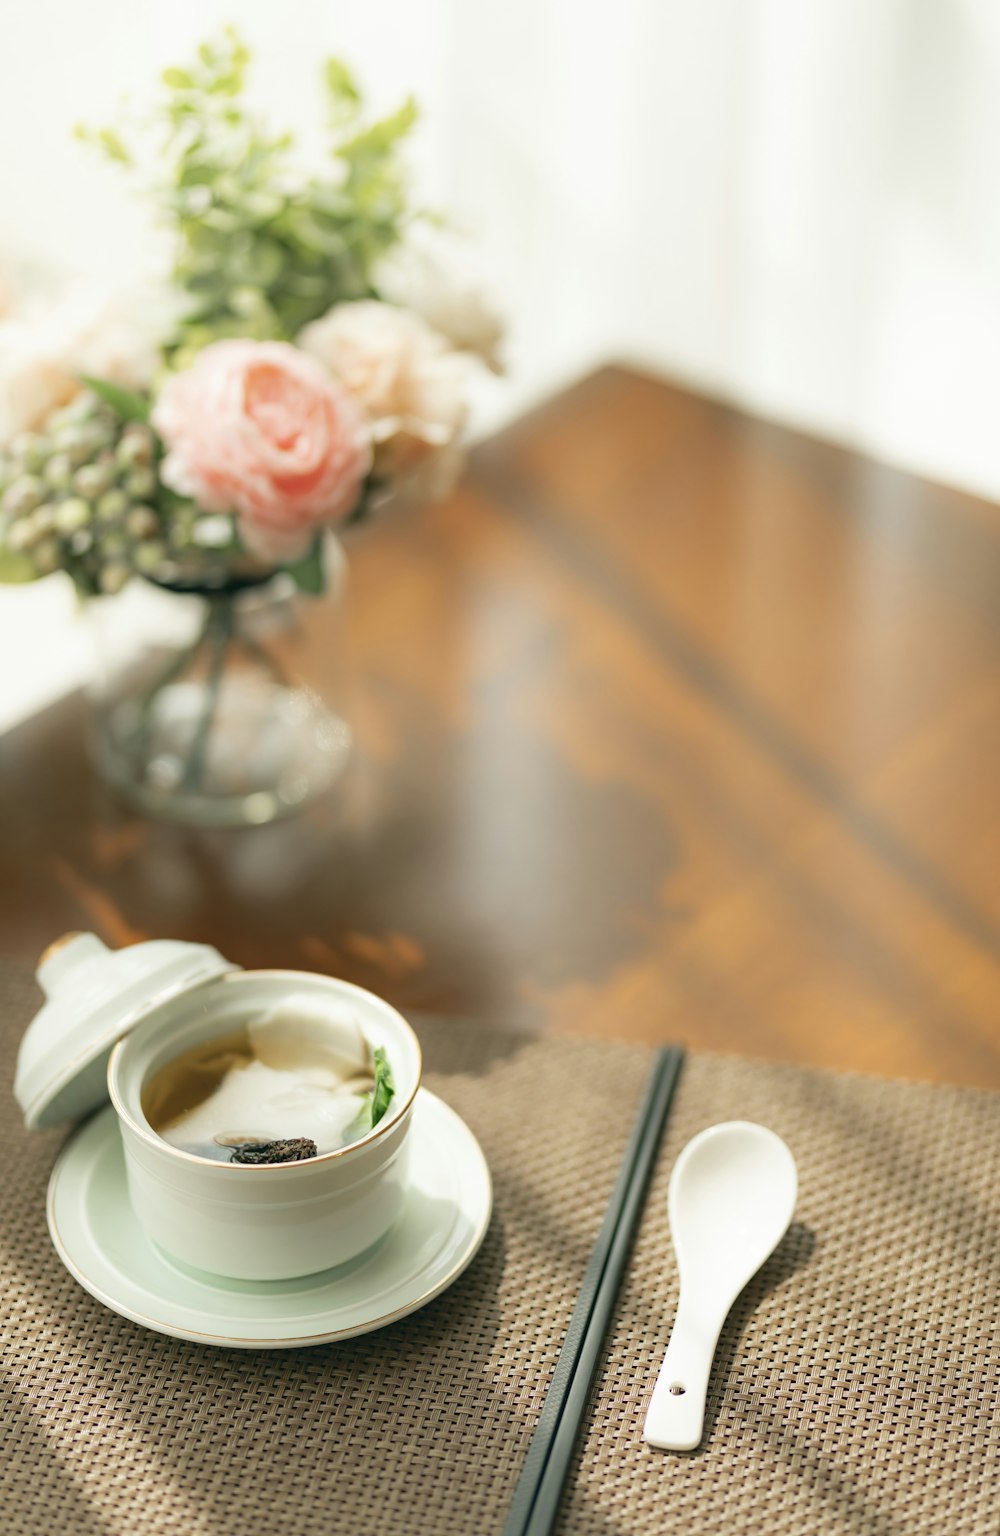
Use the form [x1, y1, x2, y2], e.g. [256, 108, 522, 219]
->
[37, 932, 109, 999]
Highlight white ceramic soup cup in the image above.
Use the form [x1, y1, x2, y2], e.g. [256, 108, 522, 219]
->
[107, 970, 422, 1281]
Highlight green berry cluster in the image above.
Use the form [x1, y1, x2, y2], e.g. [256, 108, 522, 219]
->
[0, 392, 172, 594]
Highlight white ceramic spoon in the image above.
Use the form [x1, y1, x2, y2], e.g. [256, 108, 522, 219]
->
[643, 1120, 798, 1451]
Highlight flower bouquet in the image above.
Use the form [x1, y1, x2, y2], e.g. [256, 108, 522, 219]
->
[0, 31, 500, 826]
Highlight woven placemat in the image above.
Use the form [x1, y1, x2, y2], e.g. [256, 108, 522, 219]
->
[2, 959, 998, 1535]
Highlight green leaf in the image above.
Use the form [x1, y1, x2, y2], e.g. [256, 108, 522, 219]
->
[308, 181, 355, 219]
[345, 1045, 396, 1143]
[162, 67, 195, 90]
[339, 97, 418, 164]
[97, 128, 131, 165]
[279, 207, 348, 259]
[80, 375, 151, 424]
[285, 536, 326, 594]
[228, 36, 251, 70]
[323, 57, 360, 108]
[369, 1046, 395, 1128]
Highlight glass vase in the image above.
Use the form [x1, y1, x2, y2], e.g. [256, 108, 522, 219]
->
[88, 540, 351, 828]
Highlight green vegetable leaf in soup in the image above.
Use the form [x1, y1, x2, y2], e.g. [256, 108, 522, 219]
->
[345, 1045, 395, 1144]
[370, 1046, 395, 1127]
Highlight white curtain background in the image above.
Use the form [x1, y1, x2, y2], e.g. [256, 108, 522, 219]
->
[2, 0, 1000, 725]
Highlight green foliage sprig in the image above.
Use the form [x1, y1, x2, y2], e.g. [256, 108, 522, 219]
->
[78, 28, 419, 361]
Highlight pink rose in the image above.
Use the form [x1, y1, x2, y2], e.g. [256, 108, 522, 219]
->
[152, 340, 372, 562]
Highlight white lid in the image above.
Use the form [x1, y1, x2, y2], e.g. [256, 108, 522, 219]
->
[14, 932, 235, 1130]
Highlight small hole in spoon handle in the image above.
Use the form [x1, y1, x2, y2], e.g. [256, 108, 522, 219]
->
[643, 1299, 716, 1450]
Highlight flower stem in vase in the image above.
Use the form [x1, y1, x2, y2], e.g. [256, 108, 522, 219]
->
[237, 625, 293, 691]
[179, 598, 234, 793]
[133, 611, 215, 761]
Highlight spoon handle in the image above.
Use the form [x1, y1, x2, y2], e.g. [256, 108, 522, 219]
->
[643, 1293, 724, 1450]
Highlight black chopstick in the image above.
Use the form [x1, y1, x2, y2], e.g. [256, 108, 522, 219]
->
[501, 1044, 685, 1536]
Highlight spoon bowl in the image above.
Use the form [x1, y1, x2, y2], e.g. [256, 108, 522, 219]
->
[671, 1121, 798, 1302]
[643, 1121, 798, 1450]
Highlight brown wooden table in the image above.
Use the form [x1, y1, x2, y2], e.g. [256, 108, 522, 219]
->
[3, 366, 999, 1087]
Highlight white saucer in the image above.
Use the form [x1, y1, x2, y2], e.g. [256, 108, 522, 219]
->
[47, 1090, 492, 1348]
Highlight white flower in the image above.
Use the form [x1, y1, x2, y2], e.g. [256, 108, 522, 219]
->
[0, 281, 171, 441]
[0, 330, 74, 441]
[299, 300, 471, 497]
[375, 231, 504, 372]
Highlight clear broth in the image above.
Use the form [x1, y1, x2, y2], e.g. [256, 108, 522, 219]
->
[142, 1028, 255, 1142]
